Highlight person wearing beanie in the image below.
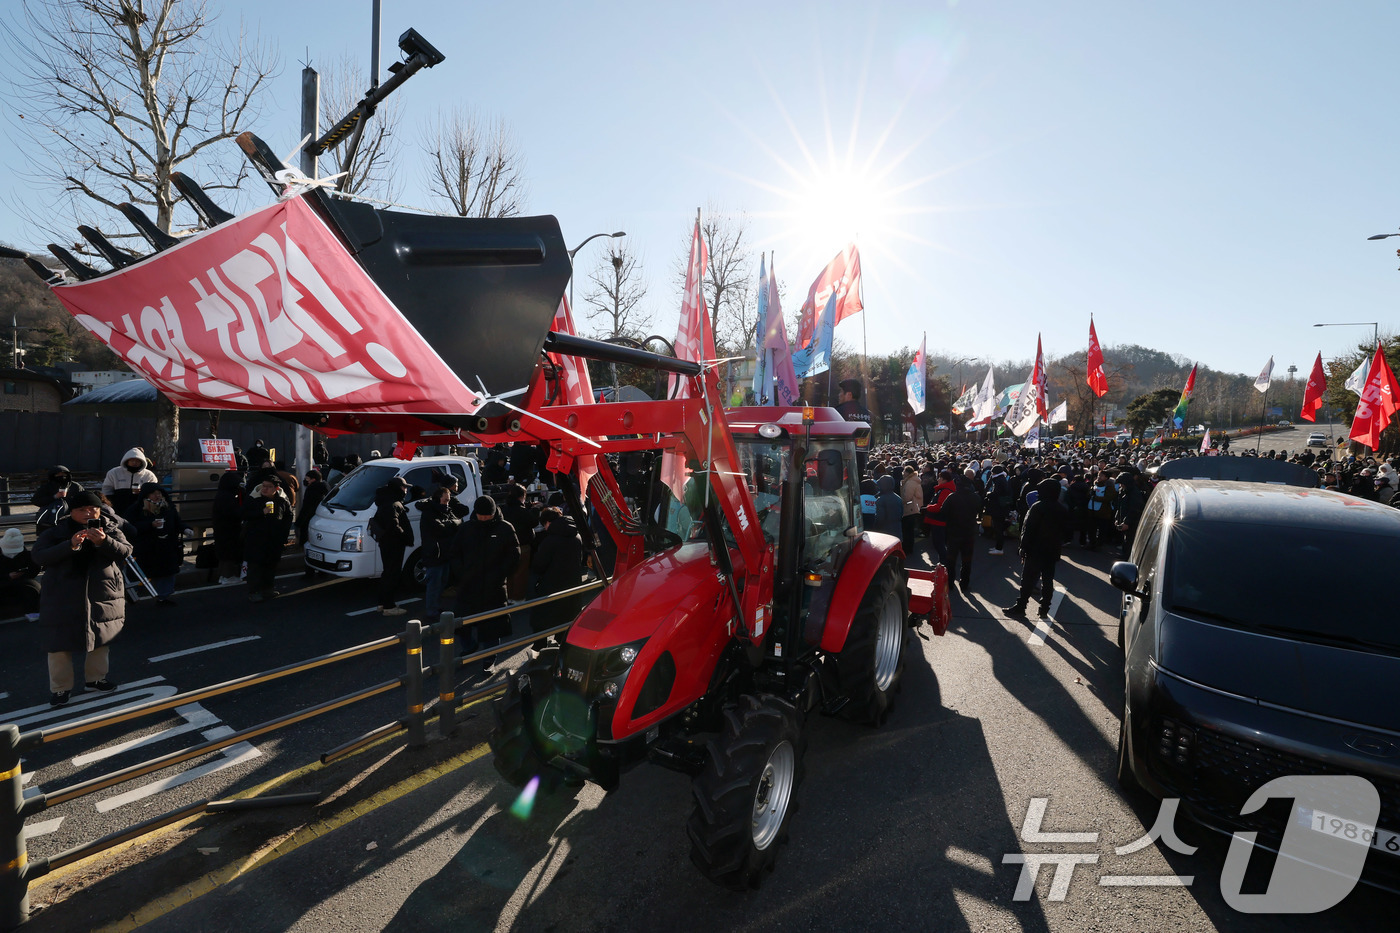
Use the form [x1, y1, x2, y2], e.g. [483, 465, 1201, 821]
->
[241, 474, 293, 602]
[448, 493, 520, 679]
[32, 490, 132, 706]
[0, 527, 41, 621]
[124, 483, 187, 604]
[100, 448, 158, 517]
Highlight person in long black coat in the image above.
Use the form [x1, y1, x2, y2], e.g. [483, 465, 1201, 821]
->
[372, 478, 414, 616]
[529, 508, 584, 647]
[213, 470, 246, 584]
[416, 485, 461, 621]
[449, 495, 519, 665]
[124, 483, 187, 604]
[1004, 478, 1071, 620]
[940, 472, 982, 595]
[241, 475, 293, 602]
[32, 491, 131, 706]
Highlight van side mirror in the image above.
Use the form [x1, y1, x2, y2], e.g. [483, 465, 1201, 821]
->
[1110, 561, 1147, 598]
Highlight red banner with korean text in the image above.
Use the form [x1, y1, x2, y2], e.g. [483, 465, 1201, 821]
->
[48, 196, 483, 416]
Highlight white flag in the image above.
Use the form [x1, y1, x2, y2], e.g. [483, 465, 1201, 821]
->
[1200, 428, 1211, 454]
[967, 366, 997, 427]
[1254, 356, 1274, 394]
[1048, 400, 1067, 424]
[1346, 354, 1372, 396]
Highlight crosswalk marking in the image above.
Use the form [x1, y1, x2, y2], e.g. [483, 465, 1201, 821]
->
[94, 726, 261, 812]
[148, 636, 262, 663]
[71, 704, 220, 767]
[1029, 587, 1067, 645]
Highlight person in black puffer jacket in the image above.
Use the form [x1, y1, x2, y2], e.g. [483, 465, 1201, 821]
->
[31, 465, 84, 511]
[416, 485, 461, 622]
[1005, 478, 1070, 620]
[124, 483, 187, 604]
[449, 495, 519, 672]
[940, 471, 982, 595]
[530, 507, 584, 648]
[212, 470, 246, 584]
[371, 478, 414, 616]
[499, 483, 538, 602]
[241, 474, 293, 602]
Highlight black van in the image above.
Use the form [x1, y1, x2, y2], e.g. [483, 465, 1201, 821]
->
[1112, 479, 1400, 889]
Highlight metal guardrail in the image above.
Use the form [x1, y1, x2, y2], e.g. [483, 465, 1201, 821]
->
[0, 577, 605, 928]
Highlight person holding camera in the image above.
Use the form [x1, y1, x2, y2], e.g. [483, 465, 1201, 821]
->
[32, 490, 132, 706]
[242, 474, 293, 602]
[124, 483, 187, 605]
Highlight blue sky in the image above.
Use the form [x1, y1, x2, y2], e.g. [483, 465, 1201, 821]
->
[2, 0, 1397, 379]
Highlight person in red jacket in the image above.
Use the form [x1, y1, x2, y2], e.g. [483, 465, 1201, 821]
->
[921, 469, 957, 566]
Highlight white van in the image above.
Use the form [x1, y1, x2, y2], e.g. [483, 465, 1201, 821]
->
[304, 455, 481, 584]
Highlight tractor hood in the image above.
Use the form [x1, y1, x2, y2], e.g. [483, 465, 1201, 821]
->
[568, 543, 729, 652]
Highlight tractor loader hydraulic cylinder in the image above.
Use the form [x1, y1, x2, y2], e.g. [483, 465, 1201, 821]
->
[543, 332, 703, 377]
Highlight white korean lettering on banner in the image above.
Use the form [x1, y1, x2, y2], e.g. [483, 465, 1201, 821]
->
[51, 198, 481, 416]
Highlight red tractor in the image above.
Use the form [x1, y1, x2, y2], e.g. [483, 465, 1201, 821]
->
[16, 131, 951, 889]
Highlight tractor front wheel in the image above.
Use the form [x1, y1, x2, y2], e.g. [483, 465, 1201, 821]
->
[836, 563, 908, 725]
[489, 648, 559, 787]
[687, 694, 805, 889]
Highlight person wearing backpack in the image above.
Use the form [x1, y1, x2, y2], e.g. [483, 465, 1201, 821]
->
[370, 477, 414, 616]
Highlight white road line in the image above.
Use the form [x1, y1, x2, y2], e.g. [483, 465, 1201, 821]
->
[0, 677, 174, 730]
[178, 571, 309, 596]
[94, 726, 261, 813]
[148, 636, 261, 663]
[1029, 587, 1067, 646]
[25, 816, 64, 839]
[70, 703, 220, 767]
[347, 597, 421, 617]
[0, 692, 8, 702]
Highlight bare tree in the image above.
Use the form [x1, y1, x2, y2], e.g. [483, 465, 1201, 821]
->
[4, 0, 277, 472]
[583, 243, 650, 340]
[317, 53, 402, 200]
[420, 108, 527, 217]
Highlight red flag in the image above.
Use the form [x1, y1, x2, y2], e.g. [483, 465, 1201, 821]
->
[1032, 335, 1049, 419]
[795, 244, 863, 348]
[662, 217, 714, 498]
[48, 196, 483, 416]
[1087, 318, 1108, 398]
[1300, 352, 1326, 423]
[1348, 343, 1400, 450]
[392, 440, 418, 460]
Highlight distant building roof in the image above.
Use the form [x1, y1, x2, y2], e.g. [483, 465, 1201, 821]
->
[64, 378, 158, 405]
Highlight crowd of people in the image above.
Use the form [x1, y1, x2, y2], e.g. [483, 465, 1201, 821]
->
[861, 435, 1399, 619]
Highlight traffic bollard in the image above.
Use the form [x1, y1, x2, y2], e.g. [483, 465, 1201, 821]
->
[436, 612, 457, 738]
[404, 621, 426, 747]
[1, 725, 29, 929]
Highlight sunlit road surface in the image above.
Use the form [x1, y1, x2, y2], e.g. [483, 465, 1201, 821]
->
[18, 544, 1395, 933]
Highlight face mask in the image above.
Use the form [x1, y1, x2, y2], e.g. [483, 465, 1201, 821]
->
[126, 462, 142, 473]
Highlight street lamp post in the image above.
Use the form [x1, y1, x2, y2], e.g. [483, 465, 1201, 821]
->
[567, 231, 626, 314]
[1313, 320, 1379, 350]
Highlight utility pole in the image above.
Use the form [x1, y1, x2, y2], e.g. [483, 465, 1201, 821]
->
[294, 63, 320, 477]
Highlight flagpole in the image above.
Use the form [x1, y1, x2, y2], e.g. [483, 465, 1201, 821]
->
[1256, 385, 1267, 454]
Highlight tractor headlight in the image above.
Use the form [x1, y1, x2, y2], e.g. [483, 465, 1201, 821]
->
[597, 639, 647, 680]
[602, 681, 621, 699]
[619, 645, 639, 664]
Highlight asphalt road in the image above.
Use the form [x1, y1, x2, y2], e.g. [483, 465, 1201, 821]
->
[9, 539, 1397, 932]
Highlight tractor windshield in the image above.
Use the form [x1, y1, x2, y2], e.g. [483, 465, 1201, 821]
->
[734, 439, 788, 544]
[802, 440, 860, 566]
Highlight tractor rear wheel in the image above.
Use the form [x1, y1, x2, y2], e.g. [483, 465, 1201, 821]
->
[836, 563, 908, 725]
[489, 648, 559, 787]
[687, 694, 805, 889]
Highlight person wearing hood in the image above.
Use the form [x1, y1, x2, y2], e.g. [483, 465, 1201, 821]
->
[449, 494, 520, 674]
[872, 475, 904, 539]
[371, 477, 414, 616]
[32, 490, 131, 706]
[1005, 478, 1071, 620]
[500, 482, 538, 602]
[529, 507, 584, 648]
[0, 527, 41, 621]
[416, 484, 462, 621]
[213, 470, 246, 584]
[31, 465, 83, 510]
[241, 474, 293, 602]
[101, 448, 158, 517]
[124, 483, 187, 604]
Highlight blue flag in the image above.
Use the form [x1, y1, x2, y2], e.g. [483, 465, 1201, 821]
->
[751, 255, 769, 401]
[792, 290, 836, 378]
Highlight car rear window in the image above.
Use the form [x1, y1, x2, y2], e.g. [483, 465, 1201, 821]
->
[322, 465, 397, 512]
[1166, 520, 1399, 652]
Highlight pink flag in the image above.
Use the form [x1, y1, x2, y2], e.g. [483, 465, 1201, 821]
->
[761, 255, 800, 406]
[795, 244, 863, 348]
[662, 218, 715, 498]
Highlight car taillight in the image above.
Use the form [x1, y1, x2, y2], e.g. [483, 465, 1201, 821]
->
[1155, 717, 1195, 767]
